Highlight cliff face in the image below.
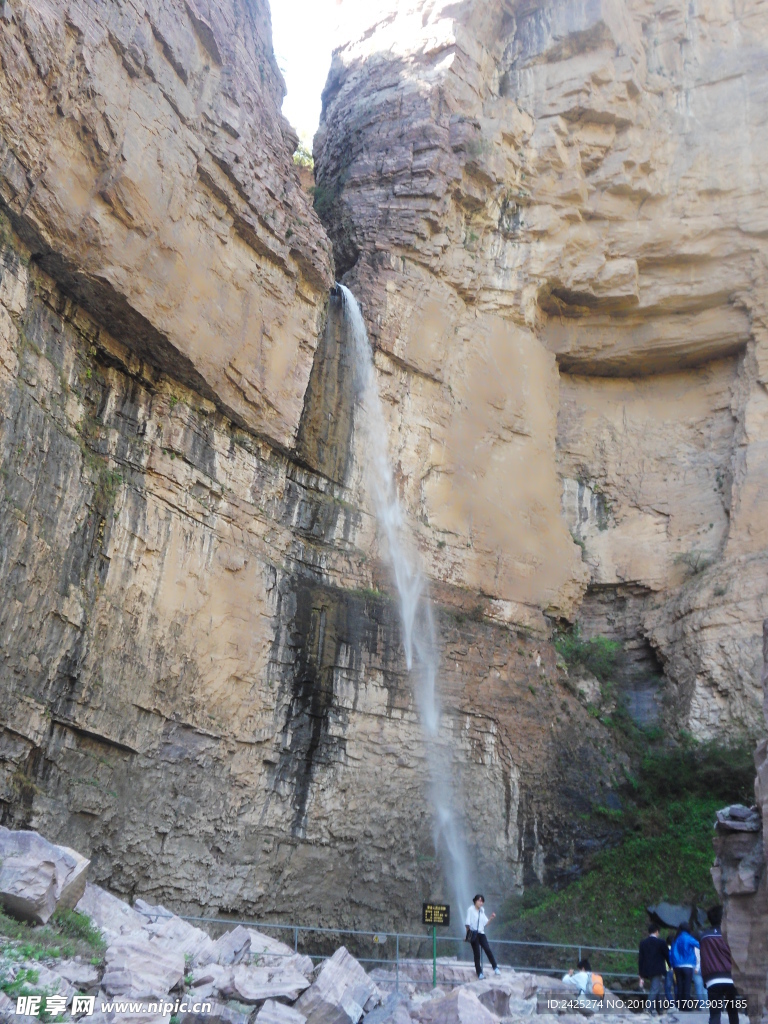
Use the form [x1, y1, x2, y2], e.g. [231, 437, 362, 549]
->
[0, 0, 333, 447]
[2, 0, 767, 930]
[0, 0, 627, 923]
[714, 621, 768, 1021]
[315, 0, 768, 739]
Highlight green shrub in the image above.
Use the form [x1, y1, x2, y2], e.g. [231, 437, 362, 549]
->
[51, 908, 105, 953]
[293, 143, 313, 168]
[636, 740, 754, 806]
[0, 905, 104, 961]
[554, 625, 621, 681]
[498, 739, 756, 960]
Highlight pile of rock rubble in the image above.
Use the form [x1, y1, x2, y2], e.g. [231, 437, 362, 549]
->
[0, 828, 640, 1024]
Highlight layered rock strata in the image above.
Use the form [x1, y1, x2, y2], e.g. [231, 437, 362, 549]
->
[0, 0, 333, 447]
[1, 0, 766, 930]
[315, 0, 768, 738]
[0, 156, 621, 920]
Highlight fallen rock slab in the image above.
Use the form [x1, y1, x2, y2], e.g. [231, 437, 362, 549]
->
[0, 855, 56, 925]
[361, 992, 411, 1024]
[646, 902, 708, 931]
[88, 996, 170, 1024]
[716, 804, 761, 832]
[57, 959, 101, 989]
[102, 936, 185, 999]
[25, 964, 76, 1005]
[76, 883, 145, 943]
[190, 966, 228, 991]
[199, 925, 252, 967]
[221, 964, 312, 1004]
[255, 998, 308, 1024]
[474, 977, 537, 1017]
[295, 947, 381, 1024]
[0, 827, 89, 923]
[179, 1000, 250, 1024]
[134, 899, 217, 965]
[0, 991, 19, 1021]
[246, 928, 315, 977]
[373, 960, 476, 988]
[418, 988, 498, 1024]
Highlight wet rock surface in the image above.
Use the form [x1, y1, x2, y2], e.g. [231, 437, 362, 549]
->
[315, 0, 768, 739]
[0, 0, 765, 944]
[0, 217, 624, 921]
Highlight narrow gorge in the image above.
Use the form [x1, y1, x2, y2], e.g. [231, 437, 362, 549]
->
[0, 0, 766, 966]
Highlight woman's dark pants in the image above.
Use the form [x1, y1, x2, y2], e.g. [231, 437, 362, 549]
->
[677, 968, 694, 1009]
[471, 933, 497, 975]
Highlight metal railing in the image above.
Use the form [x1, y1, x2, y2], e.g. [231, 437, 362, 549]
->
[141, 910, 638, 994]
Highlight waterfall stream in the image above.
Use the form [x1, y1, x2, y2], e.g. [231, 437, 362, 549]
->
[339, 284, 470, 921]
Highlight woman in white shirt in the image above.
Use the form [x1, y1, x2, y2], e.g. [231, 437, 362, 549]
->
[465, 894, 501, 979]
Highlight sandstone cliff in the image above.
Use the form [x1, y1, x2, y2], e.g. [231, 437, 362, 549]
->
[315, 0, 768, 739]
[0, 0, 626, 924]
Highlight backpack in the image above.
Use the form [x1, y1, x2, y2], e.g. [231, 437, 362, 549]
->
[588, 974, 605, 998]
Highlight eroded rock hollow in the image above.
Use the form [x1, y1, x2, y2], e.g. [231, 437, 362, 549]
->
[0, 0, 766, 926]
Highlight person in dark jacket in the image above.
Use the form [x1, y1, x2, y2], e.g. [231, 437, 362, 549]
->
[639, 924, 670, 1015]
[700, 906, 739, 1024]
[670, 924, 700, 1010]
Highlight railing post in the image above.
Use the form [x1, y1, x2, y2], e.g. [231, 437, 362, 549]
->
[396, 933, 400, 995]
[578, 945, 582, 962]
[294, 927, 298, 953]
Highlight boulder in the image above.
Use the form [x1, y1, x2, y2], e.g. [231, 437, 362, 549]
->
[255, 998, 308, 1024]
[372, 960, 476, 988]
[203, 926, 251, 967]
[361, 993, 411, 1024]
[474, 978, 536, 1017]
[534, 978, 590, 1014]
[0, 992, 16, 1020]
[26, 964, 76, 1005]
[221, 965, 312, 1004]
[646, 902, 708, 930]
[180, 1001, 251, 1024]
[101, 936, 185, 999]
[0, 855, 56, 925]
[134, 899, 217, 965]
[56, 959, 102, 990]
[76, 883, 145, 943]
[246, 929, 315, 977]
[190, 963, 228, 991]
[417, 988, 498, 1024]
[295, 947, 381, 1024]
[716, 805, 762, 832]
[88, 996, 170, 1024]
[0, 828, 89, 923]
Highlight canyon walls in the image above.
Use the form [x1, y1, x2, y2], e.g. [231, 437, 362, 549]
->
[315, 0, 768, 740]
[1, 0, 767, 929]
[0, 0, 626, 925]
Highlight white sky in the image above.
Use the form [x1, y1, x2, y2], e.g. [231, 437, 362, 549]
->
[270, 0, 340, 146]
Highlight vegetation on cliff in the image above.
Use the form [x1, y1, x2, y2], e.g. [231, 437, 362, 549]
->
[500, 740, 755, 972]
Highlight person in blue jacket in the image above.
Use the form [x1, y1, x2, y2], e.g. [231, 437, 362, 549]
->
[669, 924, 700, 1010]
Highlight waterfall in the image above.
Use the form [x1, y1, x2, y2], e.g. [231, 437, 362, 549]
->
[339, 284, 470, 921]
